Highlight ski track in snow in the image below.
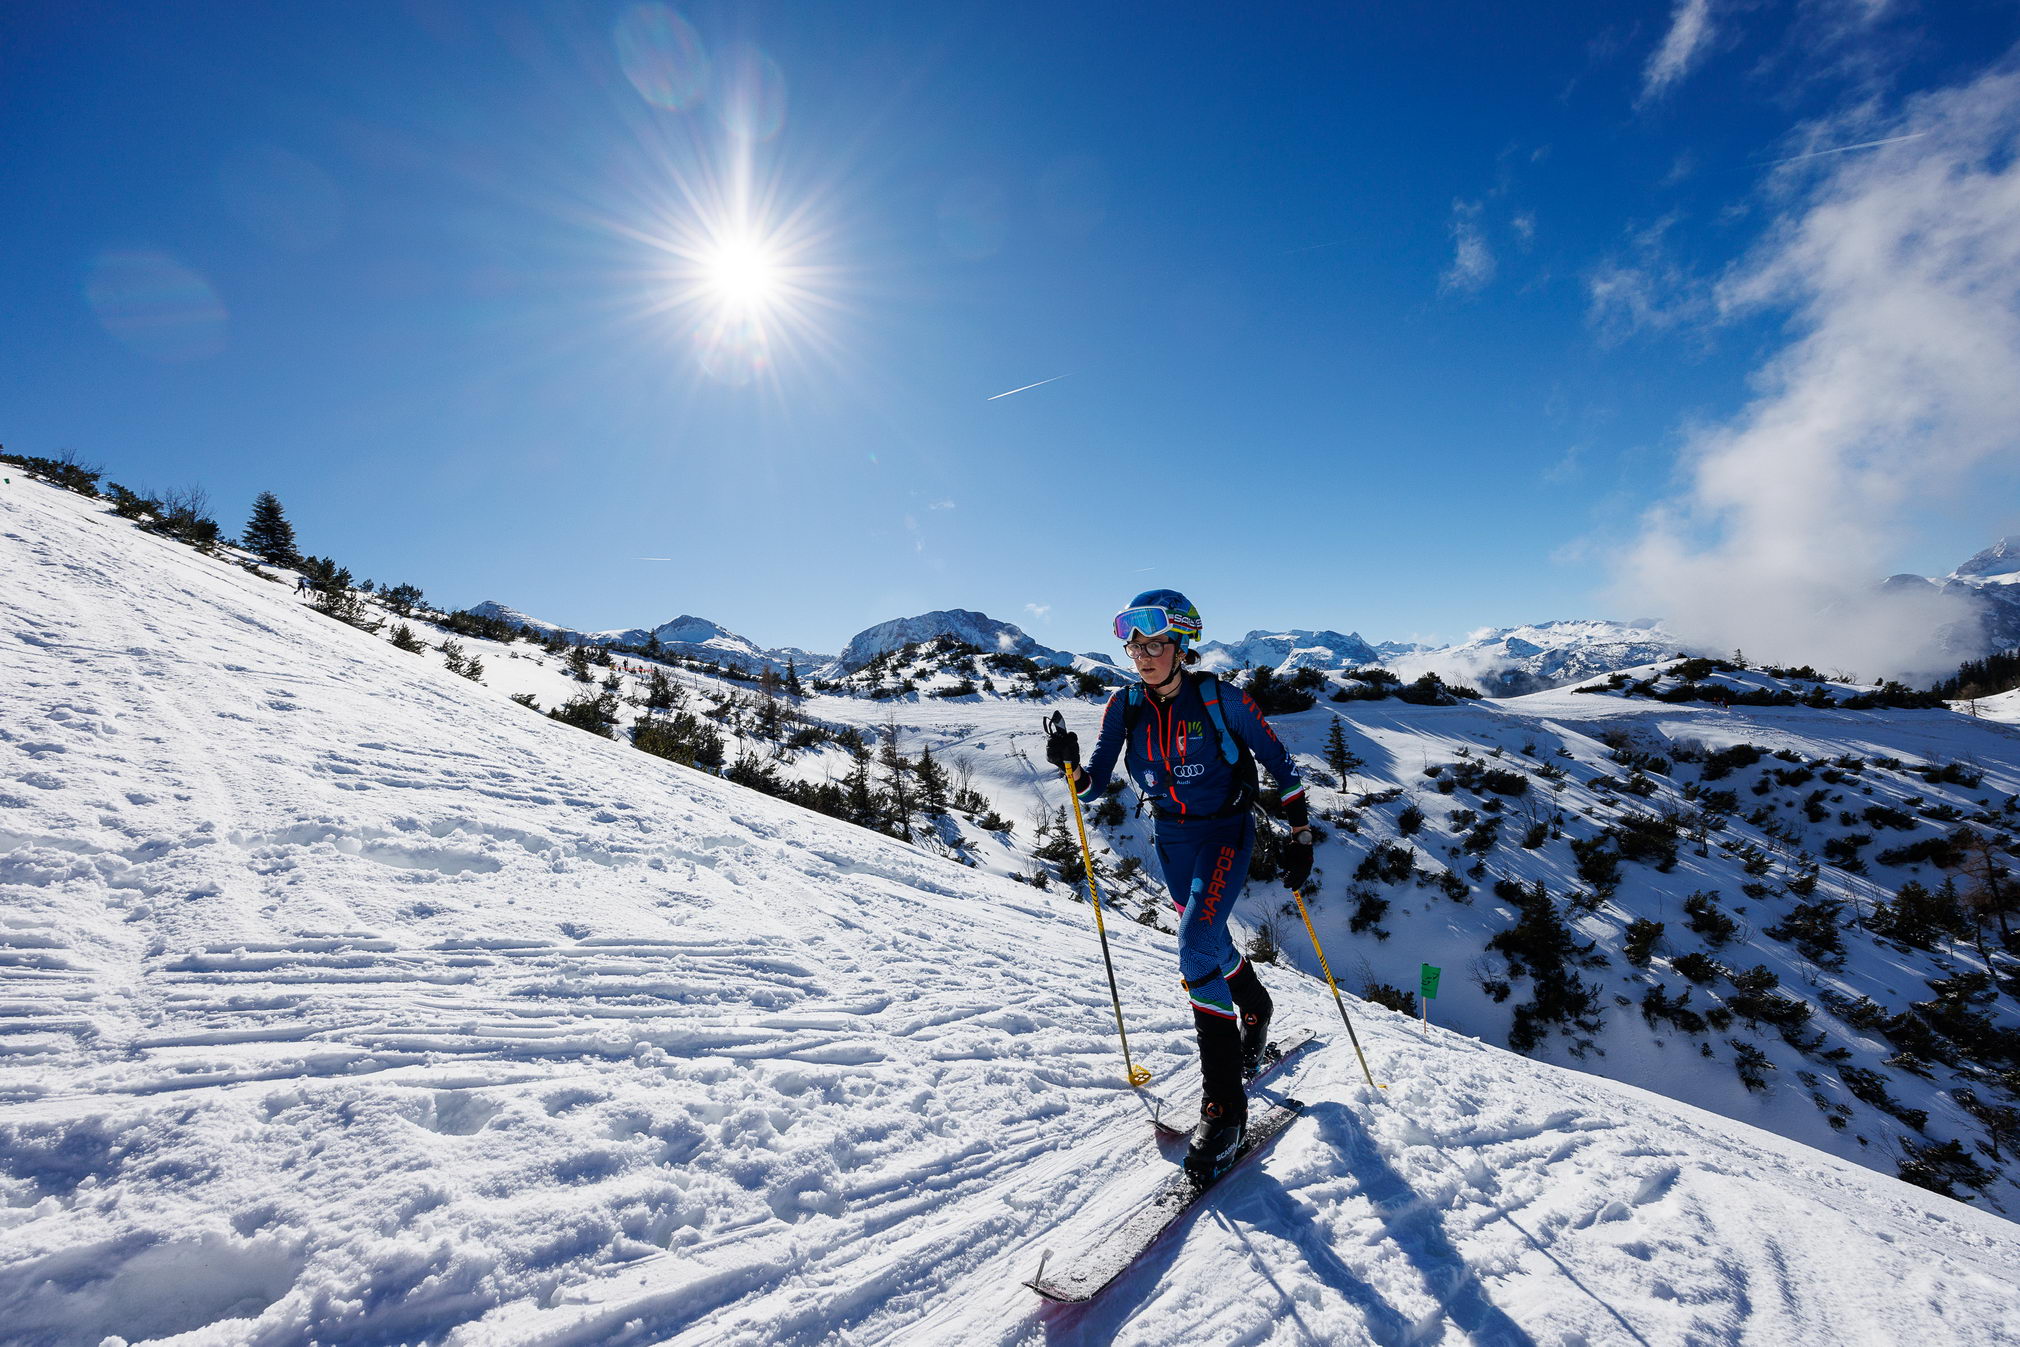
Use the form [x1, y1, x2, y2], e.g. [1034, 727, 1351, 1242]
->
[3, 481, 2019, 1346]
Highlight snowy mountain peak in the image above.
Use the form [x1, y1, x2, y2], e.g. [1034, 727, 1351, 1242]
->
[469, 599, 562, 634]
[1954, 536, 2020, 583]
[837, 608, 1064, 672]
[1195, 628, 1381, 673]
[651, 613, 736, 644]
[1383, 618, 1687, 696]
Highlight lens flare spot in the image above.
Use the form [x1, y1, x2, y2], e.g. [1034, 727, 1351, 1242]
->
[693, 313, 772, 386]
[85, 250, 228, 362]
[614, 3, 708, 111]
[713, 43, 787, 142]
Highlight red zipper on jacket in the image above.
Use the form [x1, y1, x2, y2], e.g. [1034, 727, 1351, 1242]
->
[1149, 686, 1186, 815]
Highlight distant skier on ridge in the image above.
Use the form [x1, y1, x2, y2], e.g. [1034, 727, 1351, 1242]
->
[1045, 590, 1313, 1182]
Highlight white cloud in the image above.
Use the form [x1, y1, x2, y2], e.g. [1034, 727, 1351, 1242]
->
[1585, 215, 1703, 341]
[1440, 199, 1496, 294]
[1641, 0, 1717, 104]
[1612, 62, 2020, 682]
[1023, 603, 1051, 623]
[927, 499, 956, 511]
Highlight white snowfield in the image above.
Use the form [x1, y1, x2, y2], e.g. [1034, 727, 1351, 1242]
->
[3, 479, 2018, 1347]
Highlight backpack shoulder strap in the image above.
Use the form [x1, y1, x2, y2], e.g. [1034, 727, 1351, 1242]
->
[1121, 683, 1145, 736]
[1195, 674, 1243, 766]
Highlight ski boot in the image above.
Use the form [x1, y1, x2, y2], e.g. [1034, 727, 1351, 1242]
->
[1227, 961, 1275, 1081]
[1239, 1004, 1273, 1080]
[1186, 1002, 1248, 1183]
[1184, 1094, 1247, 1185]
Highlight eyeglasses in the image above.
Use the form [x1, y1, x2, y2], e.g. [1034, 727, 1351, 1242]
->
[1125, 639, 1173, 660]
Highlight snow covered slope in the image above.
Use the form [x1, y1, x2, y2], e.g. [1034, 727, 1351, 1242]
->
[5, 478, 2020, 1346]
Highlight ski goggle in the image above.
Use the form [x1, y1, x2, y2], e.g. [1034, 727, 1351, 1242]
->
[1112, 605, 1200, 643]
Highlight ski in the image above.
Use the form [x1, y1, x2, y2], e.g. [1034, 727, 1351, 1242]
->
[1145, 1027, 1318, 1136]
[1025, 1099, 1307, 1304]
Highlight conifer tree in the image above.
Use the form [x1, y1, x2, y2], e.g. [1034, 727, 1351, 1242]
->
[879, 721, 912, 841]
[785, 658, 805, 698]
[1873, 880, 1964, 950]
[550, 690, 620, 738]
[643, 668, 682, 712]
[241, 492, 300, 566]
[1325, 719, 1362, 778]
[439, 640, 483, 681]
[843, 740, 878, 826]
[754, 686, 784, 741]
[381, 583, 424, 618]
[915, 745, 951, 816]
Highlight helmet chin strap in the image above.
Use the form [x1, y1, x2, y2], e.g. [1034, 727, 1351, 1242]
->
[1144, 656, 1183, 699]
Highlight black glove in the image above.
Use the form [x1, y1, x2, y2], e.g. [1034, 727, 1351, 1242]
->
[1045, 726, 1081, 772]
[1281, 828, 1315, 890]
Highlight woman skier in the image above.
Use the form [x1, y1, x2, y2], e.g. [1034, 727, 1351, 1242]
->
[1045, 589, 1314, 1181]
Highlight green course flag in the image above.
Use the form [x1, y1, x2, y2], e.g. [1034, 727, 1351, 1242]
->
[1419, 963, 1442, 1000]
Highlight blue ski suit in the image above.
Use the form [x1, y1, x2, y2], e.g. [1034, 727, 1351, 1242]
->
[1071, 672, 1306, 1023]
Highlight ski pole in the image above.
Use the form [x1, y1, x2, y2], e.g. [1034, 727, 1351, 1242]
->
[1045, 713, 1151, 1089]
[1285, 878, 1384, 1091]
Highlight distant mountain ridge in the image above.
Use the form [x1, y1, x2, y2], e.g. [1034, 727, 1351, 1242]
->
[1872, 537, 2020, 663]
[468, 600, 1689, 695]
[1194, 629, 1382, 673]
[467, 602, 827, 676]
[468, 535, 2016, 695]
[1384, 619, 1684, 696]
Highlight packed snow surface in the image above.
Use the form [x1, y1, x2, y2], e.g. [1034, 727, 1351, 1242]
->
[4, 479, 2019, 1346]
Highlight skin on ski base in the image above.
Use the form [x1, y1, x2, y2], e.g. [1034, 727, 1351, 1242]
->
[1147, 1028, 1319, 1136]
[1025, 1099, 1307, 1305]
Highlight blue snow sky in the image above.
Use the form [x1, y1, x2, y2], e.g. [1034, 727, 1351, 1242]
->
[5, 2, 2018, 661]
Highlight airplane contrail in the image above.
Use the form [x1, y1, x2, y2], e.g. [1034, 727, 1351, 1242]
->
[1762, 130, 1926, 166]
[636, 557, 674, 561]
[987, 375, 1068, 401]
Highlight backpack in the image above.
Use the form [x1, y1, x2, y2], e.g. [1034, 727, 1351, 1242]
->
[1120, 672, 1261, 819]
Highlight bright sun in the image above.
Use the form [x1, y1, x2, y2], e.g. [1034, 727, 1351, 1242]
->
[703, 236, 782, 310]
[637, 154, 837, 386]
